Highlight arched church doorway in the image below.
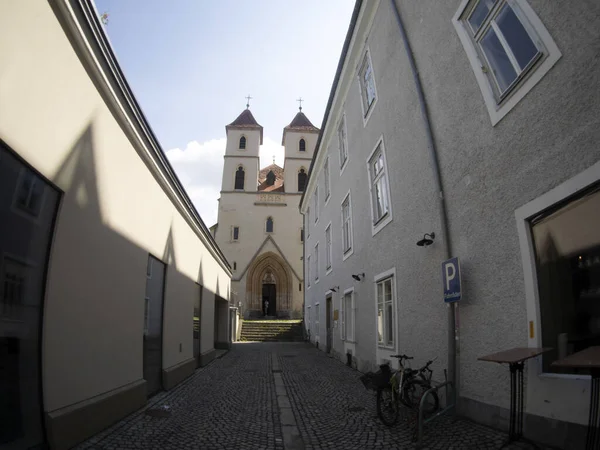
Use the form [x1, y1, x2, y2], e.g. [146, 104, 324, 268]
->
[246, 252, 292, 318]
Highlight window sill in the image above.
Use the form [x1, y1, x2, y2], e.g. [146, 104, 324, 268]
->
[340, 159, 349, 176]
[326, 267, 332, 276]
[372, 212, 393, 237]
[342, 248, 354, 261]
[378, 344, 395, 350]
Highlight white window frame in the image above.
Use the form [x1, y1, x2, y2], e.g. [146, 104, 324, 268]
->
[341, 191, 354, 261]
[374, 268, 397, 350]
[314, 242, 319, 283]
[325, 223, 333, 274]
[306, 207, 310, 238]
[366, 136, 393, 236]
[324, 157, 331, 204]
[516, 161, 600, 379]
[357, 48, 378, 126]
[314, 185, 319, 224]
[341, 288, 355, 342]
[307, 255, 311, 289]
[338, 114, 349, 174]
[453, 0, 561, 126]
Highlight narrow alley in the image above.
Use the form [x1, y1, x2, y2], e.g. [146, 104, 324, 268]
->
[75, 343, 548, 450]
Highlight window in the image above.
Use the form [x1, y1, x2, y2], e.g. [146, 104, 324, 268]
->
[314, 243, 319, 282]
[341, 193, 353, 256]
[341, 290, 354, 341]
[325, 224, 332, 271]
[306, 207, 310, 237]
[266, 170, 276, 186]
[239, 136, 246, 149]
[234, 166, 245, 190]
[233, 262, 237, 271]
[307, 255, 311, 288]
[454, 0, 561, 125]
[314, 186, 319, 223]
[0, 258, 28, 319]
[359, 51, 377, 117]
[15, 169, 44, 217]
[266, 217, 274, 233]
[529, 184, 600, 374]
[298, 169, 307, 192]
[324, 157, 331, 201]
[299, 139, 306, 152]
[300, 229, 304, 242]
[315, 303, 320, 338]
[376, 275, 395, 347]
[338, 116, 348, 169]
[368, 139, 391, 231]
[232, 226, 240, 241]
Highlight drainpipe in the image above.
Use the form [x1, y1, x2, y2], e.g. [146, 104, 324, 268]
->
[390, 0, 457, 407]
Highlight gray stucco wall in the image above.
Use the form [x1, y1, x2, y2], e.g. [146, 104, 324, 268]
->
[304, 0, 600, 435]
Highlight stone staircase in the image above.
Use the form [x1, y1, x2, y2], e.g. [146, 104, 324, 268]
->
[240, 320, 304, 342]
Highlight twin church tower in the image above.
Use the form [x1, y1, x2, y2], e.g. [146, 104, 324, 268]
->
[212, 106, 319, 318]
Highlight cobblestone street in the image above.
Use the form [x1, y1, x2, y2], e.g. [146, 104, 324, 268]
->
[76, 343, 550, 450]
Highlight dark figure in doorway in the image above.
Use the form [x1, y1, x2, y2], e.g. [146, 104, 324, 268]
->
[264, 300, 269, 316]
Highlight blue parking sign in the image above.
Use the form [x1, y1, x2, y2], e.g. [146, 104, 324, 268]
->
[442, 257, 461, 303]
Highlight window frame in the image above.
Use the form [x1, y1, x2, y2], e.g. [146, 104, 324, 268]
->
[516, 161, 600, 379]
[307, 255, 311, 289]
[314, 242, 319, 283]
[453, 0, 561, 126]
[325, 223, 333, 274]
[239, 135, 247, 150]
[314, 185, 319, 224]
[299, 138, 306, 152]
[306, 207, 310, 238]
[374, 268, 397, 350]
[265, 217, 274, 234]
[357, 49, 378, 125]
[324, 157, 331, 204]
[298, 168, 307, 192]
[366, 136, 393, 236]
[338, 113, 349, 173]
[232, 226, 240, 242]
[341, 288, 355, 342]
[341, 191, 354, 261]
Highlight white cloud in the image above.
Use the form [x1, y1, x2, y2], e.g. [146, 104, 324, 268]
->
[165, 136, 285, 228]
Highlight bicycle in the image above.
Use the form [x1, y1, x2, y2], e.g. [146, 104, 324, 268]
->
[376, 354, 440, 426]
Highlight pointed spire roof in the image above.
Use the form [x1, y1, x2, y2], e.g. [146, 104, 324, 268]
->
[226, 109, 263, 144]
[282, 111, 319, 144]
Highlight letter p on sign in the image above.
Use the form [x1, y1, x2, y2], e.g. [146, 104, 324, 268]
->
[442, 257, 461, 303]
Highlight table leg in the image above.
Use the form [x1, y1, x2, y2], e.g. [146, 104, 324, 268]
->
[587, 372, 600, 450]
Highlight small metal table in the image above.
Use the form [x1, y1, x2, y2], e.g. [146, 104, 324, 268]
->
[479, 347, 551, 447]
[552, 346, 600, 450]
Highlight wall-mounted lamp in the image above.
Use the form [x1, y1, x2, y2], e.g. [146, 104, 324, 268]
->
[352, 273, 365, 282]
[330, 286, 340, 293]
[416, 232, 435, 247]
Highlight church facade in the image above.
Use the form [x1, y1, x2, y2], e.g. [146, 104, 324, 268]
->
[213, 108, 318, 318]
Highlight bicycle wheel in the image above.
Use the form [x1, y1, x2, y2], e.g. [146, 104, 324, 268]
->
[402, 379, 439, 414]
[376, 387, 399, 426]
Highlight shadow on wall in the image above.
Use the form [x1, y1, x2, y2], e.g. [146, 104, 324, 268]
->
[33, 119, 227, 447]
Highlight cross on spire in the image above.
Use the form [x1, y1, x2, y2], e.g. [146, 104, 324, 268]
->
[245, 95, 252, 109]
[296, 97, 303, 111]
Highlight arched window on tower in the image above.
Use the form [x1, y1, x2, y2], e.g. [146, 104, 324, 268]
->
[299, 139, 306, 152]
[266, 170, 276, 186]
[234, 166, 245, 190]
[298, 168, 307, 192]
[266, 217, 274, 233]
[239, 136, 246, 149]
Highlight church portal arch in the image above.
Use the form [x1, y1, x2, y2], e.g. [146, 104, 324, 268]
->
[246, 251, 292, 316]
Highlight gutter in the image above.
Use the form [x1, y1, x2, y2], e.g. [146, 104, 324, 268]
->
[299, 0, 363, 211]
[51, 0, 232, 275]
[390, 0, 457, 405]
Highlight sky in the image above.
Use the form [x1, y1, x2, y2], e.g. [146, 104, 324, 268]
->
[94, 0, 355, 226]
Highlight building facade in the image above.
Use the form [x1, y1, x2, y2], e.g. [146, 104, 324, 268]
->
[301, 0, 600, 448]
[214, 109, 317, 319]
[0, 1, 232, 449]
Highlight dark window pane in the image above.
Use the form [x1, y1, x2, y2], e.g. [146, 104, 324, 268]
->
[233, 227, 239, 240]
[298, 171, 307, 192]
[299, 139, 306, 152]
[531, 186, 600, 374]
[481, 26, 518, 93]
[468, 0, 495, 31]
[239, 136, 246, 149]
[266, 218, 273, 233]
[496, 4, 539, 70]
[234, 167, 245, 190]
